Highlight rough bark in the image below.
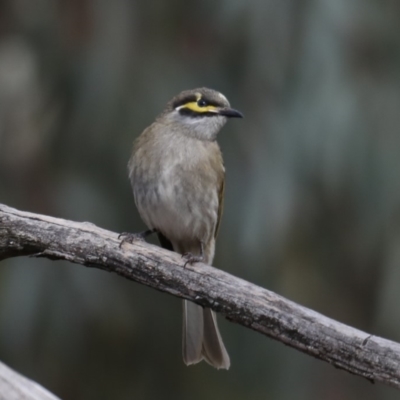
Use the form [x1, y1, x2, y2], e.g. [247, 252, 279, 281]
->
[0, 360, 60, 400]
[0, 203, 399, 392]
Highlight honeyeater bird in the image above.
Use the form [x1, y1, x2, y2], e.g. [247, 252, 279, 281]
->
[122, 87, 243, 369]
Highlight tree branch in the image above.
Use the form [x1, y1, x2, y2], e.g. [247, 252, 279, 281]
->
[0, 360, 60, 400]
[0, 203, 399, 390]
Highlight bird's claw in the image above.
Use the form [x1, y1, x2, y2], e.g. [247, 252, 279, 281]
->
[118, 232, 145, 248]
[182, 252, 204, 268]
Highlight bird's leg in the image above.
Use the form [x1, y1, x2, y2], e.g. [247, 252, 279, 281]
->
[182, 241, 204, 268]
[119, 229, 156, 247]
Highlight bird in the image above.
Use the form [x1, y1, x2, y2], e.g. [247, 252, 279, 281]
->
[121, 87, 243, 369]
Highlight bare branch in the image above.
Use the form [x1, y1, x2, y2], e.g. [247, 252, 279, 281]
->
[0, 203, 399, 390]
[0, 360, 60, 400]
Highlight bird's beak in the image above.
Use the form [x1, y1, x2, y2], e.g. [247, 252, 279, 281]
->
[217, 108, 244, 118]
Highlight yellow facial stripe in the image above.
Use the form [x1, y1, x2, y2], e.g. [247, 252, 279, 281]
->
[179, 102, 218, 113]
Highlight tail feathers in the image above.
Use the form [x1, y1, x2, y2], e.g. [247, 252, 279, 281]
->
[183, 300, 203, 365]
[182, 300, 230, 370]
[160, 235, 230, 369]
[202, 308, 230, 369]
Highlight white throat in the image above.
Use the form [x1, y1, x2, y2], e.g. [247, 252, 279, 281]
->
[167, 110, 227, 141]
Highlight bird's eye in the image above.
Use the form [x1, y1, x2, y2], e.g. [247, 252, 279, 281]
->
[197, 99, 207, 107]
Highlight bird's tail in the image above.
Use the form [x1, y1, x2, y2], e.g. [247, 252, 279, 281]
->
[183, 300, 230, 369]
[157, 232, 230, 369]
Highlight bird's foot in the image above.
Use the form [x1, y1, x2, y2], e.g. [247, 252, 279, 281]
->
[118, 229, 155, 248]
[182, 253, 204, 268]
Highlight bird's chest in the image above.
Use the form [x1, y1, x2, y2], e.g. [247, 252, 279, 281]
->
[132, 139, 221, 241]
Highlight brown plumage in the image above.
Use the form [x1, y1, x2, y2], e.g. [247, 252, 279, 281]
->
[126, 88, 242, 369]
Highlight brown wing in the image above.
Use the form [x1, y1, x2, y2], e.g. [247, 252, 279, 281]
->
[214, 170, 225, 239]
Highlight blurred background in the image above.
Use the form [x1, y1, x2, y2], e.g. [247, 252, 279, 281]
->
[0, 0, 400, 399]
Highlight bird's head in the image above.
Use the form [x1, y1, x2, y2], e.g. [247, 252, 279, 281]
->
[158, 88, 243, 141]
